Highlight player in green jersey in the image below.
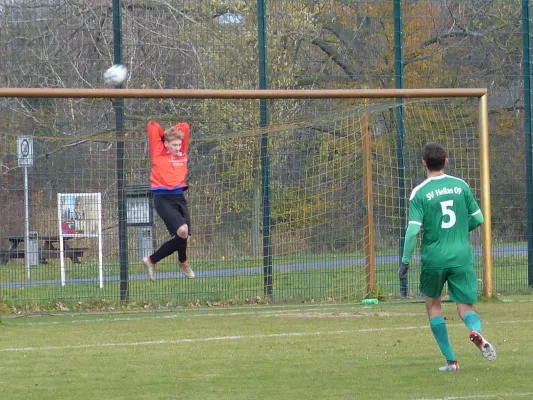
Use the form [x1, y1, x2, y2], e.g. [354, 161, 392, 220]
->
[399, 143, 496, 371]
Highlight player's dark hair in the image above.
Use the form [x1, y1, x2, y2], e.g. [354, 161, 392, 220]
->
[421, 142, 447, 171]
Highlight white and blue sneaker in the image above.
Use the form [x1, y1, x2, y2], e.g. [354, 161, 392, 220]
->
[439, 360, 459, 372]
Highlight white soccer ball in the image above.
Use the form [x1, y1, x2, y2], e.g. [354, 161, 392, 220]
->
[103, 64, 128, 85]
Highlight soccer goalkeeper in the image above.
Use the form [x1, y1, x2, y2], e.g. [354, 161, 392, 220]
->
[399, 143, 496, 371]
[141, 120, 195, 281]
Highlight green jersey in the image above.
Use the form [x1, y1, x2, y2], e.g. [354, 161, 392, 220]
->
[407, 174, 481, 268]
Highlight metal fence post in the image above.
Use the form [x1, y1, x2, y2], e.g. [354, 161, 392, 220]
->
[257, 0, 272, 301]
[394, 0, 408, 296]
[522, 0, 533, 288]
[112, 0, 129, 301]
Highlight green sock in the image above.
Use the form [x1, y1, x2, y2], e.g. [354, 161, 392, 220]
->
[463, 311, 482, 333]
[430, 315, 456, 362]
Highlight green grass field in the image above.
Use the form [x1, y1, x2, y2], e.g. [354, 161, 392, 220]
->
[1, 296, 532, 399]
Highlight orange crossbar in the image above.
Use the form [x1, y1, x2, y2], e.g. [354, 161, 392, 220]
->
[0, 88, 487, 99]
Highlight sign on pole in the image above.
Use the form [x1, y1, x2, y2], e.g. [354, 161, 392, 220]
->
[17, 136, 34, 279]
[17, 136, 34, 167]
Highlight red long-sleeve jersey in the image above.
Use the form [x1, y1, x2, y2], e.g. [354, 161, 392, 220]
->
[147, 120, 190, 193]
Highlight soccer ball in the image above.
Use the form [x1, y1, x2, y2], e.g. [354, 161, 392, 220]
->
[103, 64, 128, 85]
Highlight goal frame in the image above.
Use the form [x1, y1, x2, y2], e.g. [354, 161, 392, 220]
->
[0, 88, 492, 297]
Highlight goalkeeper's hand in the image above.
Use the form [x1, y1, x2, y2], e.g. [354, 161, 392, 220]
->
[398, 261, 409, 280]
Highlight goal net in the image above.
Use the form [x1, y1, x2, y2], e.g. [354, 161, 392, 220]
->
[0, 90, 490, 309]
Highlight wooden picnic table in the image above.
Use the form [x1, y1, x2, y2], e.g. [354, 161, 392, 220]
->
[0, 235, 88, 264]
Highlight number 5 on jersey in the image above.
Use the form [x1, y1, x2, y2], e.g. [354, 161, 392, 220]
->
[440, 200, 456, 228]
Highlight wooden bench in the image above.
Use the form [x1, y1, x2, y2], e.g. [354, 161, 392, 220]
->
[0, 236, 88, 265]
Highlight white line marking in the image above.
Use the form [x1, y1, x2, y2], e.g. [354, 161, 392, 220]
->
[2, 319, 533, 353]
[0, 325, 431, 352]
[414, 393, 533, 400]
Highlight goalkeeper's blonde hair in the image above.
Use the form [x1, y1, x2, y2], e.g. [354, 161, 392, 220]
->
[164, 126, 185, 142]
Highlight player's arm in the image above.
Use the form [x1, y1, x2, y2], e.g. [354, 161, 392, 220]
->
[401, 222, 422, 264]
[147, 121, 165, 157]
[468, 209, 484, 231]
[174, 122, 190, 154]
[465, 186, 484, 231]
[399, 194, 423, 279]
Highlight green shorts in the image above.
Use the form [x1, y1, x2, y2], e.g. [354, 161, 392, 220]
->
[419, 265, 478, 304]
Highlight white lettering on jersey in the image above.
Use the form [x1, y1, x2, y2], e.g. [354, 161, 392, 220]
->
[426, 187, 462, 201]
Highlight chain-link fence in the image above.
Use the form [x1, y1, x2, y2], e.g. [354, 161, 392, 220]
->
[0, 0, 531, 310]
